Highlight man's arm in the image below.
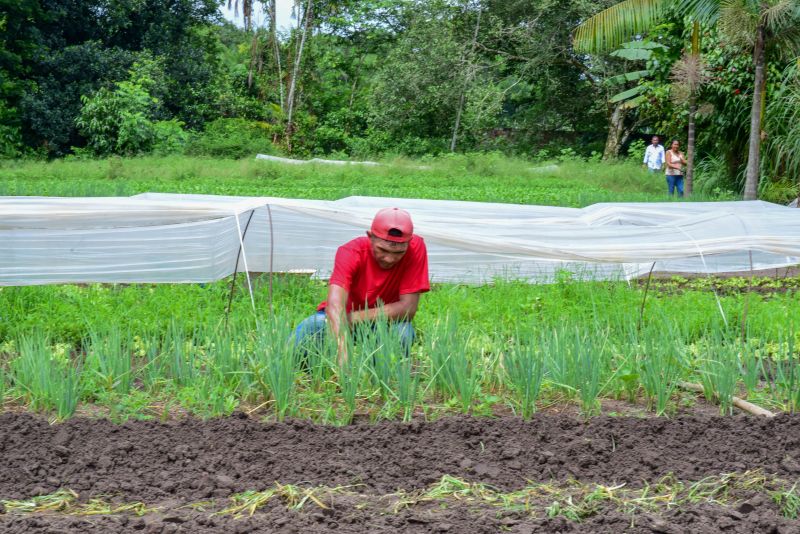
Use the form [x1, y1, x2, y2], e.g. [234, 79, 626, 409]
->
[325, 284, 350, 364]
[348, 292, 421, 324]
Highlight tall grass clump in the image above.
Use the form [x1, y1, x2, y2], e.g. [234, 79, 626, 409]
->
[251, 316, 298, 421]
[299, 326, 336, 388]
[208, 326, 249, 394]
[773, 328, 800, 413]
[425, 314, 479, 413]
[359, 319, 420, 421]
[737, 334, 763, 397]
[11, 333, 82, 419]
[503, 328, 544, 419]
[542, 326, 609, 415]
[337, 330, 365, 425]
[636, 324, 685, 416]
[571, 327, 608, 416]
[162, 320, 198, 387]
[85, 326, 133, 395]
[139, 332, 165, 391]
[542, 327, 578, 397]
[697, 330, 740, 415]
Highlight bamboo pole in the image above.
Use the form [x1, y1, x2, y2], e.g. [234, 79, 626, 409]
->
[677, 381, 776, 418]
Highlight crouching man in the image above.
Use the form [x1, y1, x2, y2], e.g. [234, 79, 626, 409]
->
[293, 207, 429, 363]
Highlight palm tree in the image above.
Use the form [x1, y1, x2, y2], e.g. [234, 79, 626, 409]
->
[574, 0, 800, 200]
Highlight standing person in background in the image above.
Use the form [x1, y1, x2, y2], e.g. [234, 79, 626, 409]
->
[643, 136, 664, 173]
[665, 139, 687, 197]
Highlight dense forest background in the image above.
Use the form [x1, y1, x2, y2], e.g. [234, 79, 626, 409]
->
[1, 0, 798, 198]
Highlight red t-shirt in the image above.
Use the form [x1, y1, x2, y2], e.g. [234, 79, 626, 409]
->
[318, 235, 430, 312]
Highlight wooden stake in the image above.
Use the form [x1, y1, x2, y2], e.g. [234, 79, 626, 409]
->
[678, 381, 775, 417]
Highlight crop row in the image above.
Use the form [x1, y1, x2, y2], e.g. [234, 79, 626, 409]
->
[1, 311, 798, 423]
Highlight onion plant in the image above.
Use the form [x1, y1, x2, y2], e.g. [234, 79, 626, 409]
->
[354, 318, 420, 420]
[85, 326, 132, 395]
[636, 324, 684, 416]
[571, 327, 609, 417]
[163, 320, 195, 387]
[737, 336, 763, 397]
[139, 332, 165, 391]
[251, 316, 297, 421]
[426, 314, 459, 399]
[301, 330, 336, 388]
[774, 329, 800, 413]
[542, 327, 579, 397]
[337, 330, 364, 425]
[11, 333, 82, 419]
[503, 328, 544, 419]
[697, 327, 741, 415]
[208, 327, 250, 394]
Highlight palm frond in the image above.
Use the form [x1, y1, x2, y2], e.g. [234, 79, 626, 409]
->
[574, 0, 669, 53]
[606, 69, 652, 85]
[765, 60, 800, 178]
[621, 94, 648, 108]
[676, 0, 722, 23]
[611, 47, 655, 60]
[762, 0, 797, 31]
[610, 84, 647, 103]
[670, 52, 710, 104]
[719, 0, 758, 49]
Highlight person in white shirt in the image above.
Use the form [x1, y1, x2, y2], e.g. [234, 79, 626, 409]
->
[642, 136, 664, 173]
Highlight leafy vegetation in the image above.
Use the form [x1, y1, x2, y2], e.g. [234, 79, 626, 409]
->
[1, 1, 797, 199]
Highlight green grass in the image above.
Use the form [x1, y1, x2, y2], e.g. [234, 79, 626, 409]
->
[0, 273, 798, 422]
[0, 153, 703, 206]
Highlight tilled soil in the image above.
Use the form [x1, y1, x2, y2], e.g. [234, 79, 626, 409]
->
[1, 412, 799, 533]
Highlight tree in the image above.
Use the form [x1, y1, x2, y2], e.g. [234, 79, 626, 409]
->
[75, 59, 188, 156]
[601, 40, 666, 159]
[574, 0, 800, 199]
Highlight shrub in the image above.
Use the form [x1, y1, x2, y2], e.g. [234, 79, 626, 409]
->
[152, 119, 190, 155]
[185, 118, 277, 159]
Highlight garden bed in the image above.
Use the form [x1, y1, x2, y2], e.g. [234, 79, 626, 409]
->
[1, 413, 799, 533]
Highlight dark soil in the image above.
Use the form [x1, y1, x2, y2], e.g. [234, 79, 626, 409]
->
[1, 413, 799, 533]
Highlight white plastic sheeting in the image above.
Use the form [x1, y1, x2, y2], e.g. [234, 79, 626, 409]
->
[1, 194, 798, 286]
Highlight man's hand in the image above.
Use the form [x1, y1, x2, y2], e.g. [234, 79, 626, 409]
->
[348, 292, 420, 323]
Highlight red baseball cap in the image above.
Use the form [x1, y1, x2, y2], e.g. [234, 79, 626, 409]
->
[370, 207, 414, 243]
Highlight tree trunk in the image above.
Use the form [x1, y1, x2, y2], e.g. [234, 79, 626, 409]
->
[247, 31, 260, 89]
[268, 0, 285, 112]
[743, 23, 766, 200]
[285, 0, 312, 151]
[450, 7, 482, 153]
[685, 21, 700, 197]
[686, 96, 696, 196]
[603, 103, 627, 160]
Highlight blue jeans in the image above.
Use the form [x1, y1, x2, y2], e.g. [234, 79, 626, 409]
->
[293, 311, 416, 355]
[666, 175, 684, 197]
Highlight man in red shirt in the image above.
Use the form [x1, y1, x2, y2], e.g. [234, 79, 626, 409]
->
[293, 207, 430, 362]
